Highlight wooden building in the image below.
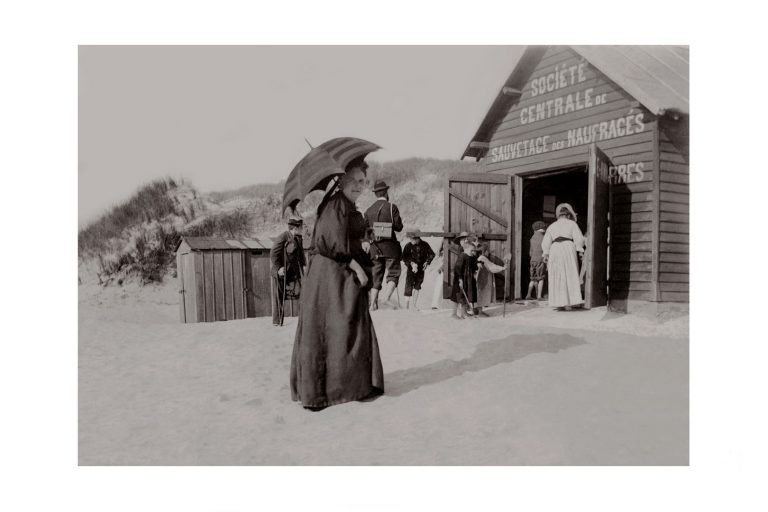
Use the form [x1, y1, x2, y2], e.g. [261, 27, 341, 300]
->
[453, 45, 688, 312]
[175, 237, 287, 323]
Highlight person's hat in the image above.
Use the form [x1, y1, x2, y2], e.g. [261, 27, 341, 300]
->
[532, 220, 547, 231]
[556, 203, 577, 219]
[452, 231, 471, 244]
[406, 229, 422, 238]
[372, 180, 390, 192]
[287, 217, 303, 227]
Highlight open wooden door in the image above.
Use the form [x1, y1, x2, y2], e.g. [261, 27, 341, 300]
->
[444, 173, 514, 302]
[585, 144, 611, 309]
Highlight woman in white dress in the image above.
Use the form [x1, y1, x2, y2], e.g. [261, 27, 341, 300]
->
[542, 203, 585, 310]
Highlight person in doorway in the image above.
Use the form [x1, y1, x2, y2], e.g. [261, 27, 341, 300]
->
[290, 157, 384, 411]
[270, 216, 306, 326]
[474, 241, 509, 316]
[526, 220, 548, 301]
[401, 230, 435, 310]
[542, 203, 585, 310]
[451, 233, 478, 319]
[364, 180, 404, 310]
[430, 245, 445, 310]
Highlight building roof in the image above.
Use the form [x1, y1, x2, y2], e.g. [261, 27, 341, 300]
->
[462, 45, 689, 160]
[176, 237, 273, 252]
[571, 45, 689, 116]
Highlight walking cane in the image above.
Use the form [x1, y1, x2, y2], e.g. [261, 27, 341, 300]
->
[279, 249, 288, 327]
[279, 271, 287, 326]
[459, 285, 478, 320]
[503, 264, 509, 318]
[502, 252, 512, 318]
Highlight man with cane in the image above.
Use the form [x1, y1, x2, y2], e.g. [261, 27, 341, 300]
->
[270, 216, 306, 326]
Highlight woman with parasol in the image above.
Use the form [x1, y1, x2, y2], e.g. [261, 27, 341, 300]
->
[284, 137, 384, 410]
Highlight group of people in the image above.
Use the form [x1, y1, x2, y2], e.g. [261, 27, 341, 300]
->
[271, 175, 440, 323]
[449, 234, 508, 319]
[283, 157, 591, 411]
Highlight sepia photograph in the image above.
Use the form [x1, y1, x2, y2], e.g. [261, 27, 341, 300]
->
[9, 0, 768, 510]
[78, 44, 690, 466]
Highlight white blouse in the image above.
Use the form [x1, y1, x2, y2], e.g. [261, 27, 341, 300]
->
[541, 218, 585, 256]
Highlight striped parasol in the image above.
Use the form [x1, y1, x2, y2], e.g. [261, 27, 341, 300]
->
[282, 137, 381, 213]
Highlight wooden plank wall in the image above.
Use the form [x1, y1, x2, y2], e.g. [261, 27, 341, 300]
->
[246, 252, 272, 318]
[202, 251, 215, 322]
[657, 117, 690, 302]
[177, 252, 199, 323]
[484, 45, 659, 302]
[192, 250, 249, 322]
[177, 252, 186, 322]
[445, 177, 510, 301]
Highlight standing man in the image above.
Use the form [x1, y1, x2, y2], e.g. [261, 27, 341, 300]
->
[364, 180, 404, 310]
[402, 230, 435, 310]
[270, 217, 306, 326]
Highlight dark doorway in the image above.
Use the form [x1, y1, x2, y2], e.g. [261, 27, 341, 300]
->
[520, 167, 588, 298]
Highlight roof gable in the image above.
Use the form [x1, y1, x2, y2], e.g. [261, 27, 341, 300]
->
[462, 45, 689, 160]
[571, 45, 688, 116]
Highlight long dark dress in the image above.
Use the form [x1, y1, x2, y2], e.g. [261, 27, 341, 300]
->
[451, 252, 478, 304]
[290, 192, 384, 409]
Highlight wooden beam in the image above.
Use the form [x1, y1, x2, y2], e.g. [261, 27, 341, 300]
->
[651, 118, 661, 302]
[448, 188, 508, 228]
[514, 175, 523, 300]
[469, 141, 490, 150]
[506, 174, 514, 301]
[502, 86, 523, 96]
[443, 174, 450, 299]
[417, 231, 507, 240]
[449, 172, 509, 184]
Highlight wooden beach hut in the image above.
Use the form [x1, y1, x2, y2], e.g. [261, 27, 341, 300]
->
[453, 45, 689, 313]
[175, 237, 276, 323]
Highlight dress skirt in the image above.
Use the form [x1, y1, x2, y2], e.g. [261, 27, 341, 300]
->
[289, 192, 384, 409]
[546, 240, 583, 307]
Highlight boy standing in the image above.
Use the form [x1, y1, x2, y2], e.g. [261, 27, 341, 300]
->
[526, 220, 547, 301]
[451, 234, 478, 319]
[402, 230, 435, 310]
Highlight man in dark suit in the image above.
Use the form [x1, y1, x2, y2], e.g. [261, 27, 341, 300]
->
[364, 180, 403, 310]
[270, 217, 306, 326]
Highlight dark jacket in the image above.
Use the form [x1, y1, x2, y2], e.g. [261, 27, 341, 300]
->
[270, 231, 306, 282]
[452, 252, 478, 304]
[364, 198, 403, 259]
[402, 240, 435, 271]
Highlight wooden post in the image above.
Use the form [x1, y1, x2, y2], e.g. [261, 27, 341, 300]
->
[651, 118, 661, 302]
[514, 175, 523, 300]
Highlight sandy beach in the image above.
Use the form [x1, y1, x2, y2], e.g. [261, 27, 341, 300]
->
[78, 261, 688, 466]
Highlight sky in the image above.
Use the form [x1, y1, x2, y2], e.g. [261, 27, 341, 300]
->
[78, 45, 525, 225]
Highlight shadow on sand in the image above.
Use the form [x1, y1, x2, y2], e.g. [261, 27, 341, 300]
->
[385, 332, 587, 397]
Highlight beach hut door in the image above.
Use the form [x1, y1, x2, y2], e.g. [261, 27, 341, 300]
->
[585, 144, 611, 309]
